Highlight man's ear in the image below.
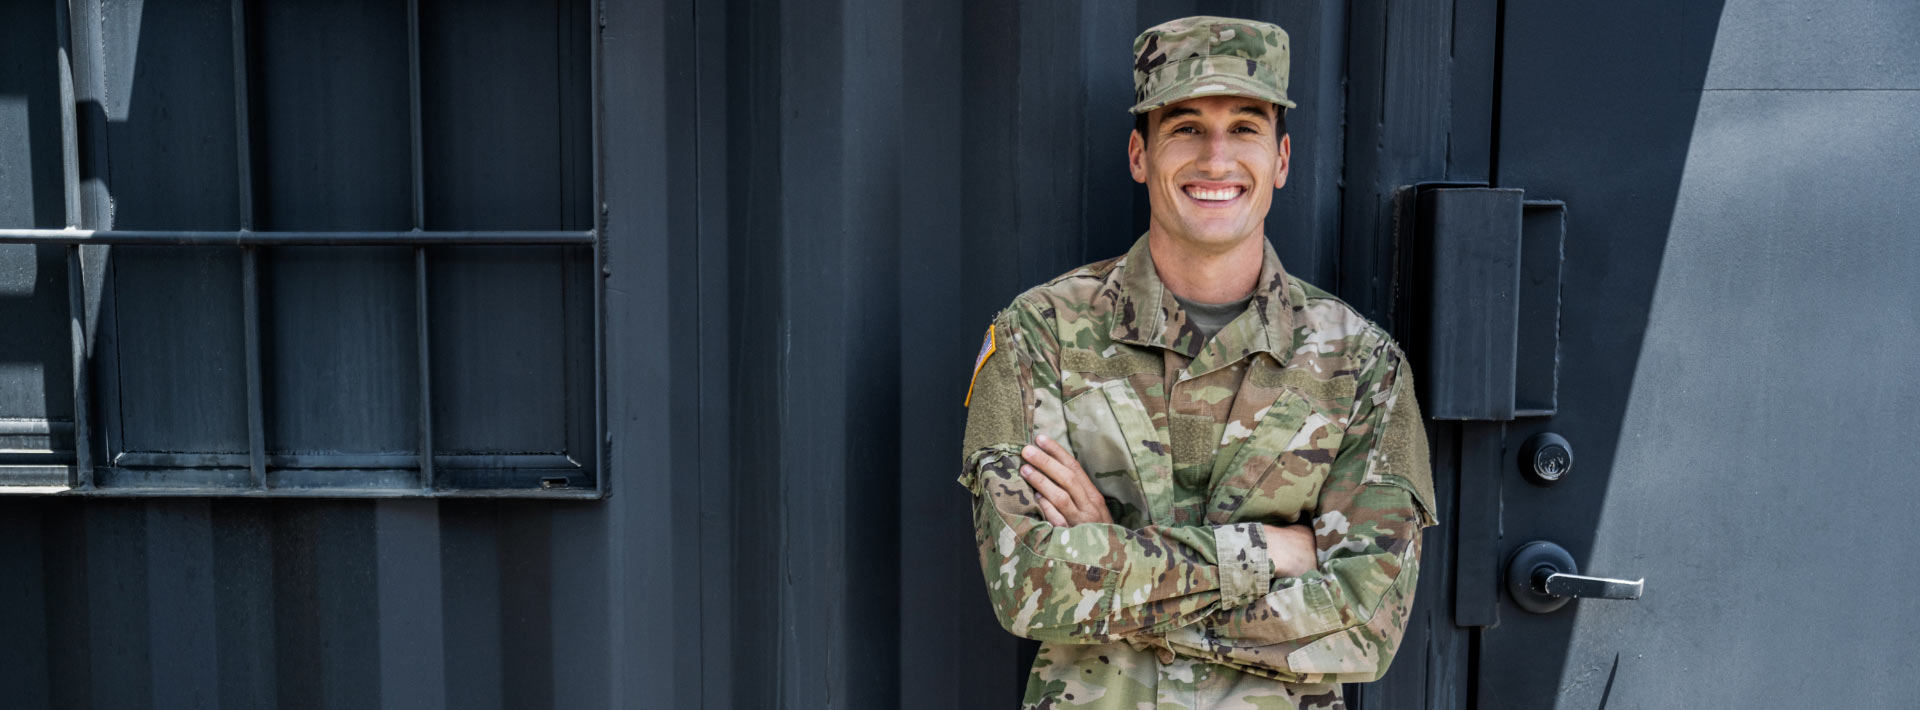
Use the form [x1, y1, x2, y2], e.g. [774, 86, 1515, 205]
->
[1273, 132, 1291, 191]
[1128, 127, 1148, 184]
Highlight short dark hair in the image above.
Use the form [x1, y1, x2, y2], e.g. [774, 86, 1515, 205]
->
[1133, 104, 1288, 147]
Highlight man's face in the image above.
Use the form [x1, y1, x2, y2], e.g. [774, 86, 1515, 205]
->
[1129, 95, 1291, 254]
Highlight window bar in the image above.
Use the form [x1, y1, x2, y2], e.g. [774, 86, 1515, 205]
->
[408, 0, 434, 491]
[64, 249, 89, 482]
[241, 253, 266, 488]
[67, 0, 109, 230]
[0, 230, 591, 246]
[54, 0, 82, 225]
[413, 250, 432, 490]
[590, 0, 607, 491]
[55, 0, 93, 488]
[233, 0, 267, 489]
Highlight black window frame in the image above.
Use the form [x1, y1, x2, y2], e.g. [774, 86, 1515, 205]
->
[0, 0, 605, 498]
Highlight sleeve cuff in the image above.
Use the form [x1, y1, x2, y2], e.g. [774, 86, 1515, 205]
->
[1215, 522, 1274, 609]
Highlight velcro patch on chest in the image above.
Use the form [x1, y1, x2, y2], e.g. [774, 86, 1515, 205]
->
[965, 324, 997, 407]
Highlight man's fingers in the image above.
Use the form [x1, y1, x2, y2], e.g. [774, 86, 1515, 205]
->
[1020, 442, 1063, 473]
[1025, 439, 1100, 513]
[1020, 464, 1078, 517]
[1038, 435, 1108, 508]
[1036, 436, 1084, 475]
[1038, 498, 1067, 527]
[1026, 438, 1115, 525]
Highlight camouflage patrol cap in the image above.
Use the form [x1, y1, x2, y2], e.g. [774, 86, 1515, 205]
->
[1130, 16, 1296, 114]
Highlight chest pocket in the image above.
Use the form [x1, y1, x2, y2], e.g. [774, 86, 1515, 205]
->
[1205, 368, 1352, 526]
[1059, 349, 1166, 527]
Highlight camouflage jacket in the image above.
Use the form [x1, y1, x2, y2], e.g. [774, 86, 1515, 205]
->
[960, 236, 1438, 709]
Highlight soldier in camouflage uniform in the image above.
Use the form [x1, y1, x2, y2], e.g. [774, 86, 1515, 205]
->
[959, 16, 1439, 709]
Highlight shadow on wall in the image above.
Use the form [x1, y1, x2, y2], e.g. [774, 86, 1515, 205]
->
[0, 1, 78, 461]
[1470, 0, 1727, 707]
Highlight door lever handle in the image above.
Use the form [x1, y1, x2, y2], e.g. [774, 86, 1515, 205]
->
[1507, 540, 1646, 613]
[1536, 570, 1643, 600]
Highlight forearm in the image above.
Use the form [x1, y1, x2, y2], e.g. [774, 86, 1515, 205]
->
[1166, 530, 1423, 681]
[1205, 484, 1423, 638]
[968, 445, 1274, 643]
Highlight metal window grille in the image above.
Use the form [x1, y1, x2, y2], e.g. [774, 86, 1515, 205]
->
[0, 0, 604, 497]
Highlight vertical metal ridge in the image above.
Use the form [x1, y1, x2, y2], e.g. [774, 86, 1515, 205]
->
[144, 501, 220, 707]
[68, 0, 111, 229]
[55, 0, 82, 227]
[1488, 0, 1508, 187]
[407, 0, 427, 231]
[690, 0, 735, 703]
[232, 0, 255, 231]
[373, 500, 448, 709]
[233, 0, 267, 488]
[241, 250, 265, 487]
[65, 247, 93, 487]
[55, 0, 94, 488]
[554, 0, 575, 232]
[414, 250, 433, 490]
[408, 0, 434, 490]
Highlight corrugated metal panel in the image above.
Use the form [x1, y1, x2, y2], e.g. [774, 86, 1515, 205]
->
[734, 0, 1350, 707]
[0, 0, 1367, 708]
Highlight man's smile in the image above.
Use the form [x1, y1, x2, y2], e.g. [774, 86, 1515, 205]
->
[1181, 182, 1247, 205]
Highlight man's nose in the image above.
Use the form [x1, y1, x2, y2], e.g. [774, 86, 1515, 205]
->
[1197, 135, 1234, 174]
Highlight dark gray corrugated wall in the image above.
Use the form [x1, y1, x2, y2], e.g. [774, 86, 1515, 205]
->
[706, 0, 1357, 706]
[734, 0, 1351, 707]
[0, 1, 1411, 709]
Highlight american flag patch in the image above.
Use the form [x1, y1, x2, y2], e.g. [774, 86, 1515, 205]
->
[965, 324, 997, 407]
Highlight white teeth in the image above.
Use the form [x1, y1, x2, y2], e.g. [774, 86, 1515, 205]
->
[1185, 187, 1243, 202]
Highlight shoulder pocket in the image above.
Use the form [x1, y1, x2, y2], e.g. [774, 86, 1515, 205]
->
[1361, 371, 1437, 527]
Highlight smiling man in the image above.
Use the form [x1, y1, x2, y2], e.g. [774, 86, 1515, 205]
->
[958, 16, 1439, 709]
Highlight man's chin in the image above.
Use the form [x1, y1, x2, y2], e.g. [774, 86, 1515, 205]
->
[1166, 225, 1258, 252]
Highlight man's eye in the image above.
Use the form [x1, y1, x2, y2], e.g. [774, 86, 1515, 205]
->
[1171, 125, 1198, 135]
[1234, 125, 1262, 134]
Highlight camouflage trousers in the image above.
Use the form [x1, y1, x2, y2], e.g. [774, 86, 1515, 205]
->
[1021, 642, 1345, 710]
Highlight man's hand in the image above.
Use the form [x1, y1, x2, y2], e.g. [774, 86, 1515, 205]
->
[1261, 523, 1318, 578]
[1020, 435, 1115, 526]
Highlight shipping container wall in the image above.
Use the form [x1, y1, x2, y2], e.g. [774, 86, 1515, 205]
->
[0, 0, 1354, 708]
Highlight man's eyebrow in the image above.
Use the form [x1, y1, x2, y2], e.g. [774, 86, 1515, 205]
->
[1161, 107, 1200, 122]
[1234, 105, 1273, 122]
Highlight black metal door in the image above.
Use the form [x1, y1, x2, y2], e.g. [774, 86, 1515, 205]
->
[1438, 1, 1920, 707]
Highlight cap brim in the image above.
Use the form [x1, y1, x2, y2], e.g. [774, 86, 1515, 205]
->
[1130, 74, 1297, 114]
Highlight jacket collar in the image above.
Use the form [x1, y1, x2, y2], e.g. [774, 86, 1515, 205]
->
[1106, 234, 1298, 368]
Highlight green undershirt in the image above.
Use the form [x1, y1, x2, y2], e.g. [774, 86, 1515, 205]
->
[1172, 291, 1253, 346]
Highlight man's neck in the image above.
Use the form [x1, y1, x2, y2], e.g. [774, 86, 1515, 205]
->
[1146, 230, 1266, 304]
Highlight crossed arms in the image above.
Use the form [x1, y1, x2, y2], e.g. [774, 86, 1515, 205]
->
[1018, 434, 1320, 579]
[959, 299, 1435, 681]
